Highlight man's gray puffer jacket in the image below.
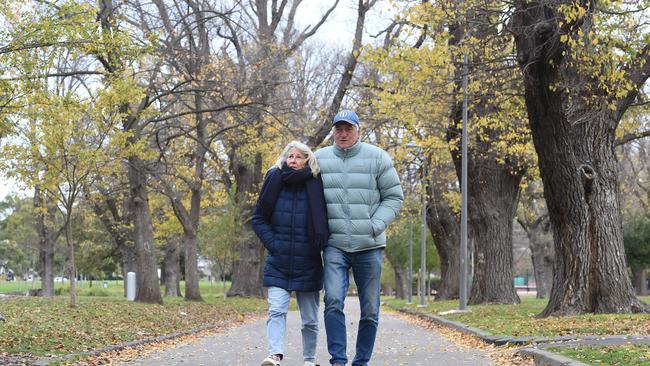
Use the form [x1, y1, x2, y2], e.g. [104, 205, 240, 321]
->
[315, 141, 403, 252]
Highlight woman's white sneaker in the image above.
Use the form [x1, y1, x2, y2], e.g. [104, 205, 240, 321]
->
[261, 354, 282, 366]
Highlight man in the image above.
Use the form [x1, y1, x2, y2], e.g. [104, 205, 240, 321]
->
[315, 110, 404, 366]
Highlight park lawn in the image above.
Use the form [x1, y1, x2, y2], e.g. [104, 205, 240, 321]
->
[383, 296, 650, 337]
[0, 283, 267, 357]
[548, 345, 650, 366]
[0, 280, 47, 293]
[0, 279, 232, 296]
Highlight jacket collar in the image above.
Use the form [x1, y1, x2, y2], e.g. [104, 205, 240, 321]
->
[334, 139, 362, 158]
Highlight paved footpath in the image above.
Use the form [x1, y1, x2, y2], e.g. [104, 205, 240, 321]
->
[117, 297, 494, 366]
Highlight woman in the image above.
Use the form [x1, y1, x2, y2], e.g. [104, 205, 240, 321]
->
[252, 141, 329, 366]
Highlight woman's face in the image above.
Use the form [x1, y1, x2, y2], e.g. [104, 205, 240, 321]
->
[286, 148, 307, 170]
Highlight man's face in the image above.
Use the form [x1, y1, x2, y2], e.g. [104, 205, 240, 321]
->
[333, 122, 360, 149]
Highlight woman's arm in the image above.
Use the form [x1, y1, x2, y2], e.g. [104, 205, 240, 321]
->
[252, 202, 276, 253]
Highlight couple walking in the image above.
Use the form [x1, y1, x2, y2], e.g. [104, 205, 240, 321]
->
[252, 110, 404, 366]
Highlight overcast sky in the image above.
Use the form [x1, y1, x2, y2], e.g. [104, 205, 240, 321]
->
[296, 0, 396, 46]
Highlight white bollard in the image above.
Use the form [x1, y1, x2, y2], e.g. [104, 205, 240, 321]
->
[126, 272, 136, 301]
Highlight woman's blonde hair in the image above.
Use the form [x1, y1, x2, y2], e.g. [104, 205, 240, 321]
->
[273, 140, 320, 177]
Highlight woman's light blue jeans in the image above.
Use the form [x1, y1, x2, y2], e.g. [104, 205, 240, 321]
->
[267, 286, 320, 362]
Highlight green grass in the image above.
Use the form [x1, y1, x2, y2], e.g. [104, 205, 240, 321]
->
[0, 280, 46, 293]
[383, 296, 650, 337]
[548, 345, 650, 366]
[0, 281, 266, 357]
[0, 279, 233, 296]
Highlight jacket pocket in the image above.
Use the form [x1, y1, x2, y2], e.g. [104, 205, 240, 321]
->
[371, 218, 386, 237]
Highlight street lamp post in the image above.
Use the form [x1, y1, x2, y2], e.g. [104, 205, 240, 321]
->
[459, 53, 469, 311]
[419, 194, 427, 307]
[407, 218, 413, 304]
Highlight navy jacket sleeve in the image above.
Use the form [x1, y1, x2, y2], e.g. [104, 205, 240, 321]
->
[252, 203, 275, 252]
[252, 169, 279, 252]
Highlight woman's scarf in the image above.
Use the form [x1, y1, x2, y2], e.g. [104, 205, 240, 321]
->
[257, 164, 329, 249]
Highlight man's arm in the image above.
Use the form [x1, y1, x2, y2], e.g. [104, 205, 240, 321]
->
[371, 152, 404, 235]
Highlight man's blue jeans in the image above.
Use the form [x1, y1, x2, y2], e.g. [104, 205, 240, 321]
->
[323, 246, 383, 366]
[266, 287, 320, 362]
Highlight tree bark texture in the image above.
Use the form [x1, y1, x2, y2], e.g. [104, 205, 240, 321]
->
[227, 149, 265, 297]
[448, 93, 522, 305]
[447, 9, 523, 305]
[34, 187, 56, 297]
[183, 231, 201, 300]
[163, 237, 182, 297]
[164, 168, 204, 301]
[512, 2, 649, 315]
[92, 192, 136, 297]
[128, 155, 163, 304]
[120, 244, 137, 297]
[65, 217, 77, 307]
[632, 267, 648, 297]
[426, 177, 461, 300]
[178, 88, 209, 301]
[393, 266, 409, 300]
[465, 159, 522, 304]
[526, 217, 554, 299]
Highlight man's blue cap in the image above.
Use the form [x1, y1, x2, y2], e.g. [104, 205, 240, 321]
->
[332, 110, 360, 127]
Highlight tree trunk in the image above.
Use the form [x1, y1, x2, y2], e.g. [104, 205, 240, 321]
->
[97, 0, 161, 304]
[465, 161, 522, 305]
[393, 266, 408, 299]
[177, 0, 210, 303]
[180, 89, 209, 302]
[227, 152, 265, 297]
[164, 182, 203, 301]
[512, 3, 649, 315]
[65, 216, 77, 307]
[426, 177, 461, 300]
[447, 11, 523, 305]
[120, 244, 137, 297]
[529, 107, 646, 315]
[34, 187, 56, 297]
[183, 232, 201, 300]
[632, 267, 648, 297]
[526, 218, 554, 299]
[163, 237, 182, 297]
[448, 110, 522, 305]
[91, 192, 136, 297]
[227, 221, 265, 298]
[127, 155, 163, 304]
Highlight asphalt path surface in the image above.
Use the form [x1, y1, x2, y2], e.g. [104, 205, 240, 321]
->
[117, 296, 494, 366]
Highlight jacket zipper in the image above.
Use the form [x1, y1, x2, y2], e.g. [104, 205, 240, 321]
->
[342, 150, 352, 248]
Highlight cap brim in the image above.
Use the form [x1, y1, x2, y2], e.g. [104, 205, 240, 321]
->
[333, 119, 359, 126]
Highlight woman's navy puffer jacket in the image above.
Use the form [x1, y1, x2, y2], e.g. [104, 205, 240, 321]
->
[252, 173, 323, 292]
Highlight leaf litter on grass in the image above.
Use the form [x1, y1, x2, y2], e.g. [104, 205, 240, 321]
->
[0, 295, 267, 365]
[389, 310, 535, 366]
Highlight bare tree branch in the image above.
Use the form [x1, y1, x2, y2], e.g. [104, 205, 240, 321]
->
[615, 129, 650, 146]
